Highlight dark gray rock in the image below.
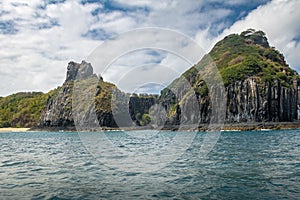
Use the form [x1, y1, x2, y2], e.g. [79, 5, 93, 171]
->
[66, 60, 93, 82]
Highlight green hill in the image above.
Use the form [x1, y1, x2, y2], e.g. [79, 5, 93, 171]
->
[160, 29, 300, 125]
[182, 28, 298, 88]
[0, 92, 48, 128]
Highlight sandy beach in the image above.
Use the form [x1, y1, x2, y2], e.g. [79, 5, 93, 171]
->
[0, 128, 30, 132]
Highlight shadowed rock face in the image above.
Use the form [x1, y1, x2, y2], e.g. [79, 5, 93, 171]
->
[160, 79, 300, 129]
[225, 78, 299, 122]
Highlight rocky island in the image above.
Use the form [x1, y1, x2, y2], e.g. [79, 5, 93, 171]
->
[1, 29, 299, 131]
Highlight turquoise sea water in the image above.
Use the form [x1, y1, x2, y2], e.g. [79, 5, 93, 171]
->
[0, 129, 299, 199]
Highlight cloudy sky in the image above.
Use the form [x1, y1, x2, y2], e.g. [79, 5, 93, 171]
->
[0, 0, 299, 96]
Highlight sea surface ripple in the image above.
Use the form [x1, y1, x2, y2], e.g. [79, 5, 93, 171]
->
[0, 129, 299, 199]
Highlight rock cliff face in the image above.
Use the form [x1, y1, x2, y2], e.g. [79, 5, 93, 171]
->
[225, 78, 299, 122]
[39, 60, 116, 130]
[39, 60, 96, 129]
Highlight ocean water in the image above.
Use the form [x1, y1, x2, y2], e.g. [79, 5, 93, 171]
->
[0, 129, 299, 199]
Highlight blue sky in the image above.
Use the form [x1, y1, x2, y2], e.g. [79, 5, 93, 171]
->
[0, 0, 300, 96]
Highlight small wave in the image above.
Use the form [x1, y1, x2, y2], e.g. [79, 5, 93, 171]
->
[0, 160, 30, 167]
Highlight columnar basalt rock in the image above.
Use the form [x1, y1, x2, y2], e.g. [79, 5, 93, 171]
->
[224, 78, 299, 123]
[161, 78, 300, 130]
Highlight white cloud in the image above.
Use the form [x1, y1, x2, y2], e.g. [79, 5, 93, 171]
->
[101, 50, 191, 94]
[0, 0, 102, 96]
[195, 28, 217, 52]
[91, 11, 138, 34]
[87, 28, 205, 94]
[115, 63, 181, 94]
[113, 0, 234, 35]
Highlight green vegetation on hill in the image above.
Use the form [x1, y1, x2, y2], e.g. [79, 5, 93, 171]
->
[96, 81, 116, 111]
[0, 92, 47, 128]
[182, 29, 298, 88]
[0, 87, 61, 128]
[212, 29, 298, 86]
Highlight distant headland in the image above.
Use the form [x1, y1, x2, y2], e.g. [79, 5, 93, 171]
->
[1, 29, 300, 132]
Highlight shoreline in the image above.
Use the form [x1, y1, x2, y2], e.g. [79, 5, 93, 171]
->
[220, 121, 300, 131]
[2, 122, 300, 133]
[0, 127, 30, 132]
[30, 121, 300, 132]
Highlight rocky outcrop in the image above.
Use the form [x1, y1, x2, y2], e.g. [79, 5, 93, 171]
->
[66, 60, 94, 81]
[41, 82, 74, 129]
[38, 61, 300, 131]
[241, 29, 270, 48]
[39, 61, 95, 130]
[39, 61, 158, 130]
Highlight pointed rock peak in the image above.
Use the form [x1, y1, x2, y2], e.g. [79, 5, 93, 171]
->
[65, 60, 94, 82]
